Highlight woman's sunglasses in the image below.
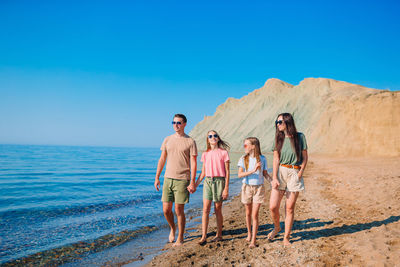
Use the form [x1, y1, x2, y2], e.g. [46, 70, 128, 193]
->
[275, 120, 284, 125]
[172, 121, 182, 125]
[208, 134, 219, 139]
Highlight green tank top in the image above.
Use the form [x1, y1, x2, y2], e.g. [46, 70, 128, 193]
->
[274, 133, 307, 165]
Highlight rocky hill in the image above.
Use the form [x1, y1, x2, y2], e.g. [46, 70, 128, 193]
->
[190, 78, 400, 156]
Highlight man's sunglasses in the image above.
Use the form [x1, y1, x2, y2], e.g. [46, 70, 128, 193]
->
[172, 121, 182, 125]
[208, 134, 219, 139]
[275, 120, 284, 125]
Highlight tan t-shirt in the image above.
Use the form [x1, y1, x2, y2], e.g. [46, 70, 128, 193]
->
[161, 134, 198, 180]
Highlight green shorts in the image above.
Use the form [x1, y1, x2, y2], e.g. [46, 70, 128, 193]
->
[203, 176, 226, 202]
[161, 177, 190, 204]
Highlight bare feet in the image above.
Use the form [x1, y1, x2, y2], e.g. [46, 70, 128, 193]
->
[267, 227, 281, 241]
[249, 242, 256, 248]
[173, 240, 183, 247]
[168, 228, 176, 243]
[198, 237, 207, 246]
[283, 237, 291, 246]
[211, 236, 223, 242]
[246, 234, 252, 242]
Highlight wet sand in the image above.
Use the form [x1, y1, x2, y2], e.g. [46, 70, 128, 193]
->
[147, 155, 400, 266]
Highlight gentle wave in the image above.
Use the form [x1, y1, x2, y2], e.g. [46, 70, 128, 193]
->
[0, 193, 161, 220]
[0, 145, 247, 265]
[0, 170, 155, 177]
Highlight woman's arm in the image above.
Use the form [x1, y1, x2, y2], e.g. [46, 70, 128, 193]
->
[297, 150, 308, 179]
[271, 150, 280, 189]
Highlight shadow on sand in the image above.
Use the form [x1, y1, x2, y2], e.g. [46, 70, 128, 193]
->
[185, 215, 400, 243]
[290, 215, 400, 243]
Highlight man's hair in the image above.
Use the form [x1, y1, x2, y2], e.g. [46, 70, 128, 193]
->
[173, 114, 187, 123]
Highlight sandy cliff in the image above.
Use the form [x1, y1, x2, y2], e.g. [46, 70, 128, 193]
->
[190, 78, 400, 156]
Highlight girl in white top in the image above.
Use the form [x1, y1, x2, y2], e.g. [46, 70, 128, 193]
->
[238, 137, 271, 248]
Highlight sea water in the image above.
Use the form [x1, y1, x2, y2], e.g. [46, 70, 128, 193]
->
[0, 144, 257, 265]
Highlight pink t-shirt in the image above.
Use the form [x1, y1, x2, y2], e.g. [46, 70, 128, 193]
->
[201, 148, 230, 177]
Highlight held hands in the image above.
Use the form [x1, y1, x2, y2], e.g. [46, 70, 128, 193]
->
[187, 182, 196, 194]
[271, 177, 280, 189]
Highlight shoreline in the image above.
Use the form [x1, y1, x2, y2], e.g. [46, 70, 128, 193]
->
[1, 175, 244, 267]
[147, 155, 400, 266]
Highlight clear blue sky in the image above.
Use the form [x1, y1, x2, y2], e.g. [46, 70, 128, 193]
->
[1, 0, 399, 147]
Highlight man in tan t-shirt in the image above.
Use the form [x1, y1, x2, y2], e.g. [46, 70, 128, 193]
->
[155, 114, 197, 246]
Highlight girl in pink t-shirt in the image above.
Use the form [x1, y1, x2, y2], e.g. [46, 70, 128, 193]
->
[195, 130, 230, 245]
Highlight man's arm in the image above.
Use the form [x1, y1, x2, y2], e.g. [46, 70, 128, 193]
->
[154, 150, 167, 191]
[188, 155, 197, 193]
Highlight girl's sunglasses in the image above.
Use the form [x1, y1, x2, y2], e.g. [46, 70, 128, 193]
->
[275, 120, 284, 125]
[243, 144, 248, 148]
[208, 134, 219, 139]
[172, 121, 182, 125]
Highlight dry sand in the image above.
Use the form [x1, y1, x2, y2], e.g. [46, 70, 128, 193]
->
[147, 155, 400, 266]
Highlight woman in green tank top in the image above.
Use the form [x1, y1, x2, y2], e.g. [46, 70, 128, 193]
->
[267, 113, 308, 246]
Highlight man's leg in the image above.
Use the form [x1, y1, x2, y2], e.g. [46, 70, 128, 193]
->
[174, 203, 185, 246]
[163, 202, 175, 243]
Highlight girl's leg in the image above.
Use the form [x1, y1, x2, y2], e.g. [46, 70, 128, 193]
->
[214, 201, 223, 239]
[284, 191, 299, 246]
[268, 189, 285, 239]
[199, 199, 212, 243]
[249, 203, 262, 248]
[245, 203, 253, 242]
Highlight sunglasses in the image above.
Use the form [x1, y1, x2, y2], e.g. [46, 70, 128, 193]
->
[243, 144, 248, 148]
[275, 120, 284, 125]
[172, 121, 182, 125]
[208, 134, 219, 139]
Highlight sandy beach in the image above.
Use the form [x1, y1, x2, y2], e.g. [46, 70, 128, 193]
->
[147, 155, 400, 266]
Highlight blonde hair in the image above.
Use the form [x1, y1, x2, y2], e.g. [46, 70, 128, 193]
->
[205, 130, 230, 151]
[243, 137, 262, 170]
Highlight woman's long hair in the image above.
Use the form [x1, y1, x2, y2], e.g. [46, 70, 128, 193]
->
[206, 130, 230, 151]
[244, 137, 262, 171]
[274, 113, 301, 163]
